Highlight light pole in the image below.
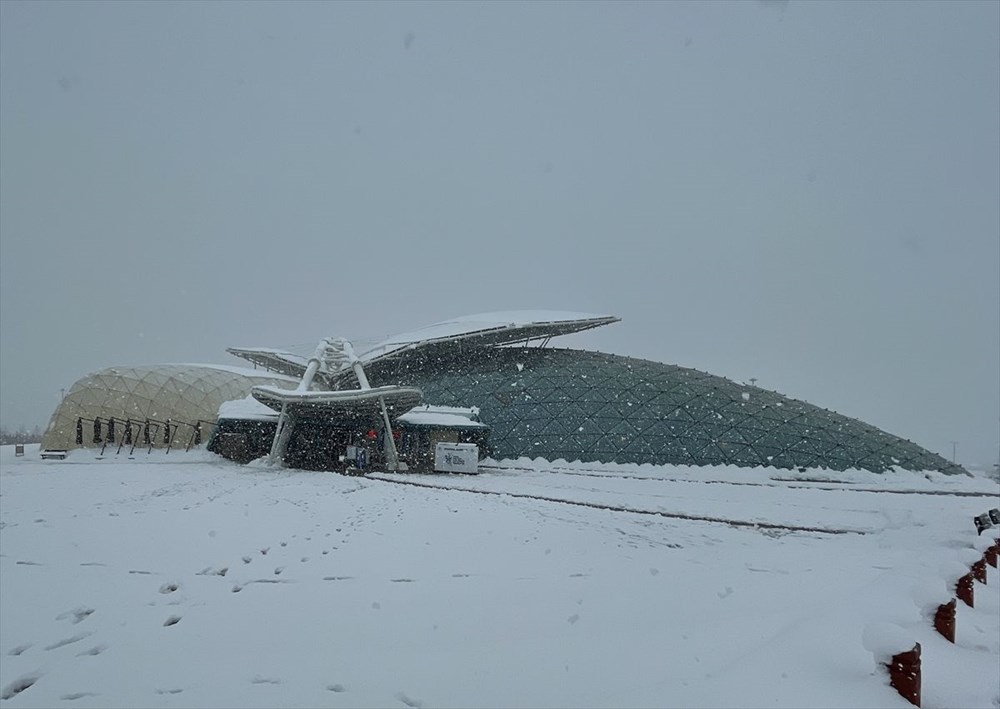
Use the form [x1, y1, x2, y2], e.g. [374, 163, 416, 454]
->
[949, 441, 958, 464]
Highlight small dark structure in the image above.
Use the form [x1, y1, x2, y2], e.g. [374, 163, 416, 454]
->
[395, 405, 490, 473]
[209, 398, 490, 473]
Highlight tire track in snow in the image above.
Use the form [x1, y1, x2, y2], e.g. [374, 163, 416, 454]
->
[366, 475, 867, 536]
[482, 464, 998, 498]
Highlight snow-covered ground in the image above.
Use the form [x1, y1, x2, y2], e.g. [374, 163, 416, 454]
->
[1, 444, 998, 708]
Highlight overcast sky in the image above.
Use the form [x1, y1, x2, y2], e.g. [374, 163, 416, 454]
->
[1, 1, 997, 467]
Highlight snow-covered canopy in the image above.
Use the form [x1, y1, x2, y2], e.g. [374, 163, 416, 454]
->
[357, 310, 619, 364]
[222, 347, 314, 381]
[217, 395, 280, 421]
[251, 384, 423, 423]
[226, 311, 619, 383]
[397, 404, 485, 429]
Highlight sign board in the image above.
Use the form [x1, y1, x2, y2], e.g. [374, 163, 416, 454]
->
[434, 442, 479, 474]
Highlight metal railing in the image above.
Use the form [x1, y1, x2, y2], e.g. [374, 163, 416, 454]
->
[75, 417, 218, 456]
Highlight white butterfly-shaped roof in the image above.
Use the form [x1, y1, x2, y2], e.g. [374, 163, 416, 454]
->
[227, 310, 619, 383]
[356, 310, 619, 363]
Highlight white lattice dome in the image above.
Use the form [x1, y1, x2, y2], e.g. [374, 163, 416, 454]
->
[41, 364, 295, 451]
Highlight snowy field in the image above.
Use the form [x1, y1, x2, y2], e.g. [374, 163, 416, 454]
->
[1, 444, 998, 709]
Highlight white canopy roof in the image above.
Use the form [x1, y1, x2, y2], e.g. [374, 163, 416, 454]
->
[396, 404, 485, 428]
[222, 347, 314, 381]
[227, 311, 619, 383]
[356, 311, 619, 364]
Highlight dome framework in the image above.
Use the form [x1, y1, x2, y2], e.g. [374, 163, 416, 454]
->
[41, 365, 294, 452]
[367, 346, 964, 475]
[43, 312, 965, 475]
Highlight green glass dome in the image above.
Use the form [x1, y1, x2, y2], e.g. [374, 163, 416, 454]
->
[367, 347, 964, 475]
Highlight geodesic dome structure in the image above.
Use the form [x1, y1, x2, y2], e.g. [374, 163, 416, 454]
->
[366, 347, 965, 475]
[41, 365, 295, 452]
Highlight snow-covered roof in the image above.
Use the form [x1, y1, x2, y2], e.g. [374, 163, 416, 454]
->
[357, 311, 619, 364]
[226, 311, 619, 384]
[217, 395, 281, 421]
[397, 404, 486, 428]
[251, 384, 423, 423]
[404, 404, 481, 419]
[174, 363, 299, 382]
[221, 348, 314, 381]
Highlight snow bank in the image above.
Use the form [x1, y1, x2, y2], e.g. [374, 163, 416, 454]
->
[1, 450, 997, 708]
[862, 622, 916, 664]
[217, 395, 279, 420]
[911, 581, 953, 619]
[940, 559, 973, 584]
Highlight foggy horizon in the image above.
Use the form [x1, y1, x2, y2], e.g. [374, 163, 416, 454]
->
[1, 1, 998, 467]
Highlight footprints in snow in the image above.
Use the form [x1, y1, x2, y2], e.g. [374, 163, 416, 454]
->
[4, 531, 376, 704]
[240, 677, 356, 699]
[396, 691, 424, 708]
[76, 644, 106, 656]
[1, 674, 40, 700]
[157, 583, 183, 626]
[251, 675, 281, 685]
[220, 534, 344, 589]
[3, 606, 105, 702]
[61, 691, 100, 701]
[44, 633, 92, 651]
[232, 578, 291, 593]
[56, 607, 94, 624]
[196, 566, 228, 577]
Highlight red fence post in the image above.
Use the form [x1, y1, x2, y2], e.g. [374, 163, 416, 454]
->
[887, 643, 921, 707]
[955, 573, 974, 608]
[971, 559, 987, 584]
[986, 542, 999, 569]
[933, 599, 956, 643]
